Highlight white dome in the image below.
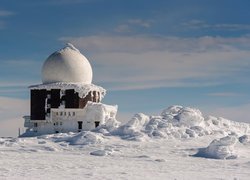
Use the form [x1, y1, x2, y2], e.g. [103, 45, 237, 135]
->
[42, 43, 93, 84]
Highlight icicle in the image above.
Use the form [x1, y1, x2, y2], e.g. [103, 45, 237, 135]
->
[66, 43, 80, 52]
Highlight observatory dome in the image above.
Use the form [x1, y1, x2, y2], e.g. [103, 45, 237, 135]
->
[42, 43, 93, 84]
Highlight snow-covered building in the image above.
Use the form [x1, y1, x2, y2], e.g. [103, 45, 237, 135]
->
[22, 43, 117, 135]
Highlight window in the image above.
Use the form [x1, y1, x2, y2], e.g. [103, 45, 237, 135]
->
[64, 112, 66, 116]
[56, 112, 59, 116]
[68, 112, 71, 116]
[34, 122, 38, 127]
[73, 112, 75, 116]
[60, 112, 63, 116]
[60, 122, 63, 126]
[95, 121, 100, 128]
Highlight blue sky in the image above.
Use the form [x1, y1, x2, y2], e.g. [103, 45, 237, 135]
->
[1, 0, 250, 132]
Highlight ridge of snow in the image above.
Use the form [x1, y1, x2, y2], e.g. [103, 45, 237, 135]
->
[105, 105, 250, 141]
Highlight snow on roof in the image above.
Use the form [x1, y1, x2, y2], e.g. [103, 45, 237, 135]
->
[42, 43, 93, 84]
[29, 82, 106, 99]
[85, 101, 118, 114]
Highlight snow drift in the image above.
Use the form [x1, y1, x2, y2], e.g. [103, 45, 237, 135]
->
[107, 105, 250, 141]
[18, 105, 250, 143]
[2, 105, 249, 156]
[39, 131, 105, 146]
[194, 136, 238, 159]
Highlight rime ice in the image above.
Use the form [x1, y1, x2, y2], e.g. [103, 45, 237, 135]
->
[22, 44, 118, 136]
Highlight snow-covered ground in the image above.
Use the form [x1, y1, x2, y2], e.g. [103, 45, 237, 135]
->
[1, 105, 250, 180]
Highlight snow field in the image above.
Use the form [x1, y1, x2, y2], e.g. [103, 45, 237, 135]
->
[1, 105, 250, 179]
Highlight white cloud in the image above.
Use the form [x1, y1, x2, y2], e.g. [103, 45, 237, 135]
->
[0, 97, 28, 119]
[127, 19, 151, 28]
[114, 24, 131, 33]
[0, 20, 5, 29]
[0, 81, 37, 88]
[0, 10, 14, 30]
[0, 118, 25, 137]
[0, 97, 29, 137]
[182, 20, 250, 31]
[0, 59, 42, 86]
[60, 35, 250, 90]
[114, 18, 152, 33]
[60, 35, 250, 53]
[0, 10, 14, 17]
[209, 104, 250, 123]
[207, 93, 243, 97]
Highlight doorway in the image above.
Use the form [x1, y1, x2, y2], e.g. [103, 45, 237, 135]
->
[78, 121, 83, 131]
[94, 121, 100, 128]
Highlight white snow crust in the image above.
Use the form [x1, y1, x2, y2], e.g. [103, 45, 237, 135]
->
[1, 105, 250, 179]
[42, 43, 93, 84]
[29, 82, 106, 99]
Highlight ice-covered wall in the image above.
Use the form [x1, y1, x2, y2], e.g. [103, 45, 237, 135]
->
[29, 82, 106, 99]
[22, 102, 118, 136]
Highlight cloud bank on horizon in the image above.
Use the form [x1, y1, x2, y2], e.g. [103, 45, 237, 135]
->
[59, 35, 250, 90]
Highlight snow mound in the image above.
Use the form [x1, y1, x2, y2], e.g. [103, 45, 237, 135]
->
[0, 137, 62, 152]
[194, 136, 238, 159]
[239, 135, 250, 145]
[0, 137, 20, 147]
[95, 117, 120, 134]
[90, 148, 113, 156]
[64, 131, 104, 145]
[112, 113, 150, 141]
[37, 131, 104, 146]
[109, 105, 250, 140]
[162, 106, 204, 126]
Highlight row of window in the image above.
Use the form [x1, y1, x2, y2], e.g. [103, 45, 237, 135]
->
[54, 122, 63, 126]
[55, 111, 76, 116]
[33, 122, 63, 127]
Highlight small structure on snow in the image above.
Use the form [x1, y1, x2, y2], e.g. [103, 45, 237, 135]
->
[22, 43, 117, 136]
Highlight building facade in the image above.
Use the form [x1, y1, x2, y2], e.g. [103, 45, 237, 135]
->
[22, 44, 117, 136]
